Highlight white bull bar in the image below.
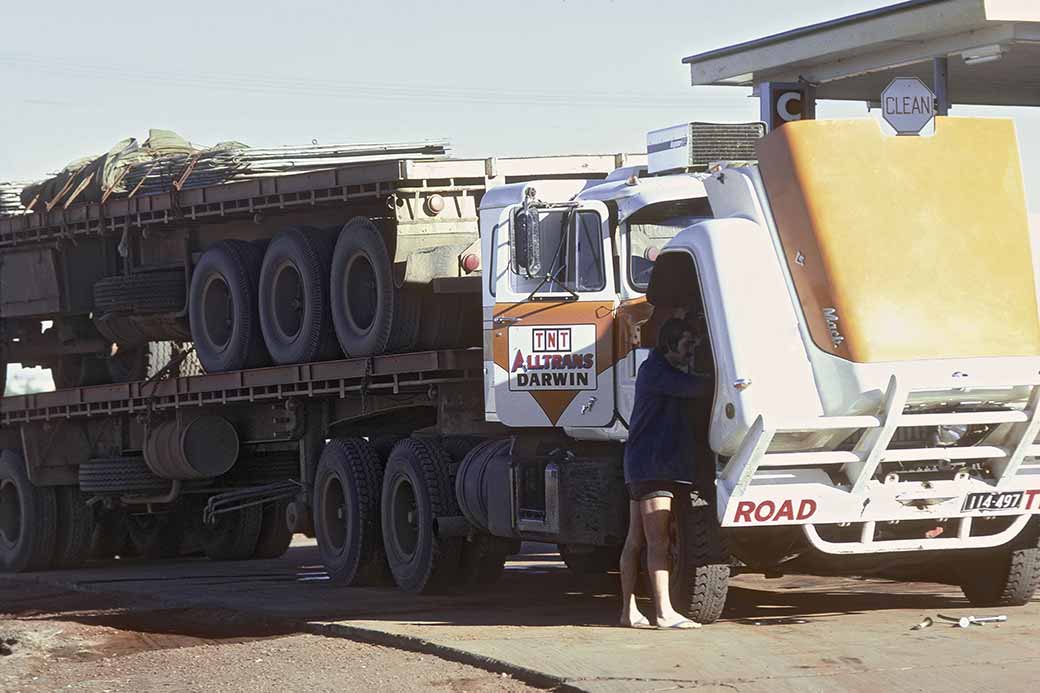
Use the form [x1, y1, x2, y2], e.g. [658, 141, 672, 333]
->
[717, 376, 1040, 554]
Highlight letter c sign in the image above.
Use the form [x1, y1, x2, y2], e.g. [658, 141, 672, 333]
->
[759, 82, 815, 132]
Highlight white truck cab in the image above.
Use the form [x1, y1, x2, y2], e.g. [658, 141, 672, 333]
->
[478, 115, 1040, 614]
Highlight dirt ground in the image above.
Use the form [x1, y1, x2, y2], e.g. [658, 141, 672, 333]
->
[0, 580, 543, 693]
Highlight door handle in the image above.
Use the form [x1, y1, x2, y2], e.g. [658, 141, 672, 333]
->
[581, 396, 598, 415]
[494, 316, 522, 326]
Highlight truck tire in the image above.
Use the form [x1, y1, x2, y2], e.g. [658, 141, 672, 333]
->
[669, 504, 729, 625]
[252, 500, 294, 560]
[381, 437, 462, 593]
[127, 512, 184, 560]
[93, 270, 186, 315]
[52, 486, 95, 569]
[258, 226, 341, 365]
[201, 506, 262, 561]
[189, 240, 270, 373]
[79, 458, 167, 495]
[313, 438, 389, 585]
[330, 217, 395, 357]
[960, 520, 1040, 607]
[387, 288, 420, 353]
[0, 449, 58, 572]
[559, 544, 621, 575]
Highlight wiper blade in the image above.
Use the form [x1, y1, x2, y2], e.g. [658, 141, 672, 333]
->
[524, 267, 579, 302]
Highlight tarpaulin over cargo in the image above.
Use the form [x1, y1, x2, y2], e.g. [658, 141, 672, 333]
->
[17, 131, 449, 212]
[0, 181, 32, 215]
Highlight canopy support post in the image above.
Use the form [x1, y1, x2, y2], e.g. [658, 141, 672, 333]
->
[933, 57, 950, 116]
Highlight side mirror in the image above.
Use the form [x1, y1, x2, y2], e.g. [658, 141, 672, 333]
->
[511, 207, 542, 276]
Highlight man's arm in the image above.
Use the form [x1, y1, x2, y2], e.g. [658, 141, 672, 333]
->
[643, 363, 712, 399]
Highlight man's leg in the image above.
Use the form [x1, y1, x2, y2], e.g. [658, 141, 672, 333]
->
[642, 496, 697, 627]
[619, 500, 648, 626]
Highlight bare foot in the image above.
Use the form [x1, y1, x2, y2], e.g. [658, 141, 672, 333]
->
[655, 615, 702, 629]
[619, 611, 652, 628]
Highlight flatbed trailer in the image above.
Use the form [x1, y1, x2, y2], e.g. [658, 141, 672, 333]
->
[0, 152, 642, 392]
[0, 349, 479, 428]
[0, 154, 637, 249]
[0, 149, 638, 592]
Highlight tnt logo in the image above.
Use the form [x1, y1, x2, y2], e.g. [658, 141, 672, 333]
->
[532, 328, 571, 353]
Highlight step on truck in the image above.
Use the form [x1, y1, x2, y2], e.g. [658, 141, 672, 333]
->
[3, 115, 1040, 623]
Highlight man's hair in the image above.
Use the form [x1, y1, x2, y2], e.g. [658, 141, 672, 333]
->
[658, 318, 692, 355]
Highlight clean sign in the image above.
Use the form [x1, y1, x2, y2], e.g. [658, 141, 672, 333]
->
[882, 77, 936, 135]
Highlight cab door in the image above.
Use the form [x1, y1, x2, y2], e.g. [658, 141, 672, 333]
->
[488, 200, 616, 427]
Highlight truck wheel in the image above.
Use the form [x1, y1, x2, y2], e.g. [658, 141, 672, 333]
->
[200, 506, 262, 561]
[0, 449, 58, 572]
[387, 288, 420, 353]
[669, 503, 729, 624]
[381, 437, 461, 593]
[330, 217, 395, 357]
[960, 520, 1040, 607]
[559, 544, 621, 575]
[459, 535, 516, 586]
[52, 486, 95, 569]
[252, 500, 294, 560]
[79, 457, 167, 495]
[313, 438, 389, 584]
[258, 226, 341, 365]
[93, 270, 187, 315]
[127, 512, 184, 560]
[189, 240, 270, 373]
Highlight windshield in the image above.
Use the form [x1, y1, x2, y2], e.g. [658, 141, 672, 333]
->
[627, 198, 712, 290]
[510, 209, 605, 295]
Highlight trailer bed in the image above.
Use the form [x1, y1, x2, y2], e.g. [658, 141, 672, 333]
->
[0, 348, 480, 427]
[0, 154, 640, 249]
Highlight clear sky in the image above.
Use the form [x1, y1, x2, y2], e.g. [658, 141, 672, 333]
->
[1, 0, 1037, 210]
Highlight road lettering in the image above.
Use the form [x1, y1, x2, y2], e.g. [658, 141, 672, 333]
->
[733, 498, 817, 523]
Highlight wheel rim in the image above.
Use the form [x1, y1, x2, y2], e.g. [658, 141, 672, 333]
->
[272, 260, 304, 341]
[320, 475, 348, 555]
[344, 254, 378, 334]
[0, 479, 22, 548]
[202, 274, 233, 351]
[390, 475, 419, 559]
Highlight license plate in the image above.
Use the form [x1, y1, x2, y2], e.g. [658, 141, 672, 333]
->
[962, 491, 1024, 513]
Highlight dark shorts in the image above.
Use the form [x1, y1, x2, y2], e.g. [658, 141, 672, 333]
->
[627, 480, 692, 502]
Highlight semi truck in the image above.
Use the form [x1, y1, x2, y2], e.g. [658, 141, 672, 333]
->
[3, 111, 1040, 624]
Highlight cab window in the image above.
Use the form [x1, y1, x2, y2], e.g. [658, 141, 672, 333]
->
[626, 198, 712, 291]
[510, 209, 605, 295]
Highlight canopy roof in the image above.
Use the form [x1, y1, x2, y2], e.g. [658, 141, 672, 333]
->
[683, 0, 1040, 106]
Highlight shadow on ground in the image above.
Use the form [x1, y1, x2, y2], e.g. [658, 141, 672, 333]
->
[4, 540, 1001, 645]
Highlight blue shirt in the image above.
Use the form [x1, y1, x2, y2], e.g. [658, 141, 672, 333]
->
[623, 348, 712, 484]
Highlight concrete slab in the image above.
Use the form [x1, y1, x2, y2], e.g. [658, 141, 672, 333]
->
[13, 538, 1040, 692]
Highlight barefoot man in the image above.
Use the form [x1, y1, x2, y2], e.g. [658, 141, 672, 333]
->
[620, 318, 712, 629]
